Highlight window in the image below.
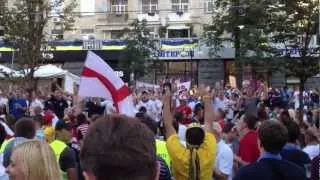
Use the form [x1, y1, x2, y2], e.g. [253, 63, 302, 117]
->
[111, 0, 128, 14]
[205, 0, 214, 13]
[172, 0, 188, 12]
[141, 0, 158, 14]
[168, 29, 189, 38]
[51, 29, 63, 35]
[81, 29, 95, 34]
[111, 30, 124, 39]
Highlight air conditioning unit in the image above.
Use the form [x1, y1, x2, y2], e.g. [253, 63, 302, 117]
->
[53, 17, 61, 23]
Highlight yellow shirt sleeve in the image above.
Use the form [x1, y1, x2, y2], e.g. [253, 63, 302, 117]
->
[166, 134, 189, 162]
[199, 132, 217, 166]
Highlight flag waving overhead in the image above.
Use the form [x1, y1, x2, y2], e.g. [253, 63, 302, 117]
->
[79, 51, 135, 116]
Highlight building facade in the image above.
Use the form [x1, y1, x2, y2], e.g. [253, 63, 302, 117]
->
[59, 0, 214, 40]
[1, 0, 319, 88]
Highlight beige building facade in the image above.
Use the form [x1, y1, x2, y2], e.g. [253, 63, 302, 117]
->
[60, 0, 214, 40]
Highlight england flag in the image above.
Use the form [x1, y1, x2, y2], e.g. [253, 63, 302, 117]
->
[79, 51, 135, 117]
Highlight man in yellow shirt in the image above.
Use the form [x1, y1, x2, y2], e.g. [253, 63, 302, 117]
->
[163, 87, 217, 180]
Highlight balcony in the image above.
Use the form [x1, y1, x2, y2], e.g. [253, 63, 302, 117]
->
[97, 4, 129, 24]
[137, 3, 160, 22]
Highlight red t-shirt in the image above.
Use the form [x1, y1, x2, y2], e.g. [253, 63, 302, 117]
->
[176, 105, 192, 125]
[218, 119, 225, 130]
[238, 130, 260, 163]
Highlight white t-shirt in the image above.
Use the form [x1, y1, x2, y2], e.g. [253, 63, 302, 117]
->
[29, 99, 44, 115]
[293, 91, 300, 109]
[136, 100, 157, 121]
[225, 99, 235, 120]
[0, 97, 8, 107]
[101, 100, 116, 115]
[153, 99, 163, 122]
[213, 97, 228, 111]
[0, 153, 8, 180]
[0, 121, 14, 137]
[303, 144, 320, 160]
[216, 140, 234, 179]
[178, 124, 187, 142]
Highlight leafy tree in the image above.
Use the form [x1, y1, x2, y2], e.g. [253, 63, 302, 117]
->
[204, 0, 320, 111]
[0, 0, 76, 88]
[120, 19, 158, 81]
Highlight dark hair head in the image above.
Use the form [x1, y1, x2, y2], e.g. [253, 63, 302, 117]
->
[305, 127, 320, 144]
[282, 120, 300, 143]
[77, 113, 88, 125]
[174, 111, 184, 124]
[280, 111, 292, 125]
[14, 118, 36, 139]
[55, 120, 72, 131]
[80, 115, 157, 180]
[244, 114, 258, 130]
[138, 106, 147, 114]
[223, 122, 235, 133]
[32, 115, 44, 126]
[0, 123, 5, 148]
[137, 115, 157, 135]
[186, 126, 205, 147]
[259, 121, 288, 153]
[135, 112, 145, 119]
[217, 108, 226, 118]
[193, 103, 204, 114]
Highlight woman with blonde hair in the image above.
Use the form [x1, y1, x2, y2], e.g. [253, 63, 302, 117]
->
[6, 140, 61, 180]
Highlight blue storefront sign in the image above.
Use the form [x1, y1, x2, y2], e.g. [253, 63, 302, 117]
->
[156, 49, 195, 58]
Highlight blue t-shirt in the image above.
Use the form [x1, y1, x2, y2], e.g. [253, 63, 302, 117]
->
[9, 98, 27, 119]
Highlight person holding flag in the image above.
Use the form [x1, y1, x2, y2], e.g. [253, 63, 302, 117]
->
[79, 51, 135, 117]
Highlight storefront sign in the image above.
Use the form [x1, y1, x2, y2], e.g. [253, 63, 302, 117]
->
[157, 50, 194, 58]
[83, 40, 103, 50]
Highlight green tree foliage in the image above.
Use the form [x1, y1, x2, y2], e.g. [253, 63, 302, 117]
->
[120, 19, 158, 80]
[204, 0, 320, 110]
[0, 0, 76, 85]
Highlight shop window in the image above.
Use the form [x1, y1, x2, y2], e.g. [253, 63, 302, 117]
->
[168, 29, 189, 38]
[172, 0, 188, 12]
[141, 0, 158, 14]
[111, 30, 124, 39]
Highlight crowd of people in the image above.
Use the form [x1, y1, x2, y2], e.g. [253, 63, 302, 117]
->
[0, 80, 318, 180]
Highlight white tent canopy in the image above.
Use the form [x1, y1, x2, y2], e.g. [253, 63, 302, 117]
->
[0, 64, 19, 77]
[33, 64, 80, 93]
[34, 64, 67, 78]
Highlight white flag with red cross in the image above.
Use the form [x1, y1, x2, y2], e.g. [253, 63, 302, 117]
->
[79, 51, 135, 117]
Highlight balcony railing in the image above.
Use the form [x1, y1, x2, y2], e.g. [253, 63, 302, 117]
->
[141, 4, 158, 14]
[111, 5, 128, 15]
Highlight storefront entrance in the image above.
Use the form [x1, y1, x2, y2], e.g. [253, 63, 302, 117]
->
[154, 61, 198, 84]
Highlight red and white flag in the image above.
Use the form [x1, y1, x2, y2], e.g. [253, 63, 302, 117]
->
[79, 51, 135, 116]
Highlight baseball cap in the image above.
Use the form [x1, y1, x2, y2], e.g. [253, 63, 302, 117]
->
[55, 120, 72, 131]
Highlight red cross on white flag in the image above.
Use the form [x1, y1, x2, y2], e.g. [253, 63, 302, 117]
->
[79, 51, 135, 117]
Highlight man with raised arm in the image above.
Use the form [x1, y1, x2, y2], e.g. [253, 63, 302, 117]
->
[163, 86, 217, 180]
